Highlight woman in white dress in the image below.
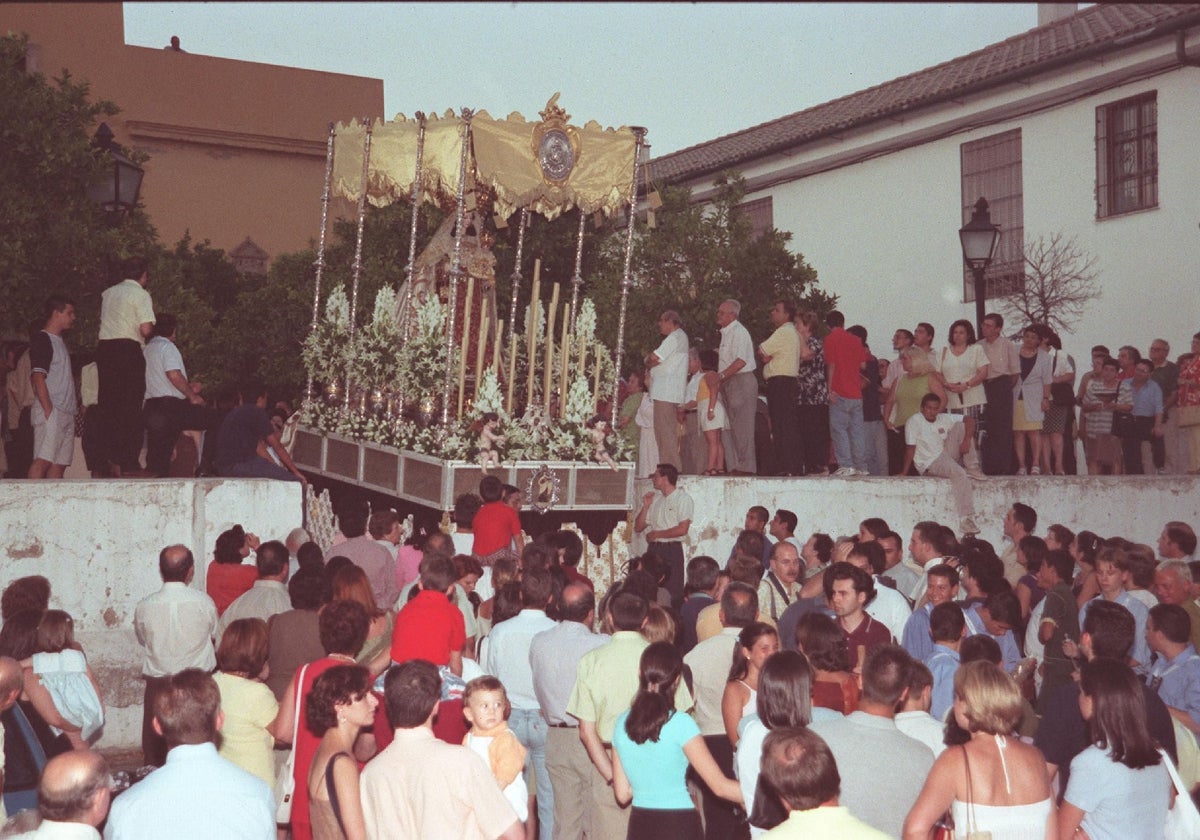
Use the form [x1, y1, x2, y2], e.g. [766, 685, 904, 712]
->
[903, 661, 1055, 840]
[936, 319, 989, 454]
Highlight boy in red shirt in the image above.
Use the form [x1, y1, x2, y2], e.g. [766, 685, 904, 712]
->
[472, 475, 525, 557]
[390, 554, 466, 676]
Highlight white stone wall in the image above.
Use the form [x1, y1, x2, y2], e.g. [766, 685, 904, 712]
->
[629, 474, 1200, 566]
[5, 474, 1195, 751]
[0, 479, 303, 749]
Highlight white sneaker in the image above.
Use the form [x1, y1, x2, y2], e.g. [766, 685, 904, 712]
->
[1030, 466, 1042, 476]
[1015, 468, 1027, 476]
[832, 467, 858, 477]
[960, 517, 980, 535]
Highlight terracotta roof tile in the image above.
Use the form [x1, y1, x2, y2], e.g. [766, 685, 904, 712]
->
[651, 3, 1200, 185]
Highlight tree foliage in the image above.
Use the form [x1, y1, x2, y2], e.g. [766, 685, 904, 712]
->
[588, 173, 833, 366]
[0, 34, 156, 346]
[1000, 233, 1101, 335]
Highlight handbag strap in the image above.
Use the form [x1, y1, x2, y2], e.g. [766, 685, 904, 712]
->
[290, 662, 310, 751]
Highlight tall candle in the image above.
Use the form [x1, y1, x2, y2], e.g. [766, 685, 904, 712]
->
[559, 318, 571, 414]
[543, 283, 560, 412]
[525, 260, 541, 410]
[593, 344, 602, 414]
[457, 275, 475, 418]
[474, 311, 489, 400]
[493, 319, 504, 374]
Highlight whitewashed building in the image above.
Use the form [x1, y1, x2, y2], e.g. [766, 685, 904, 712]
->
[652, 3, 1200, 362]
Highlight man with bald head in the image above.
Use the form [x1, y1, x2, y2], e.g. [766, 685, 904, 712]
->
[530, 583, 608, 840]
[11, 750, 112, 838]
[133, 545, 218, 766]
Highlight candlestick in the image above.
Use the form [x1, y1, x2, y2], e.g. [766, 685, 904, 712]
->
[543, 283, 560, 412]
[525, 260, 541, 410]
[474, 311, 489, 402]
[493, 319, 504, 375]
[593, 345, 602, 414]
[457, 275, 475, 418]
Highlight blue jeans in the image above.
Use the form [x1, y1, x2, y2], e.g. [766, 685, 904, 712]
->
[222, 457, 301, 481]
[829, 396, 867, 471]
[510, 707, 551, 840]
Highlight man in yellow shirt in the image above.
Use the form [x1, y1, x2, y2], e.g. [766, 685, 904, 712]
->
[759, 300, 801, 475]
[96, 255, 155, 476]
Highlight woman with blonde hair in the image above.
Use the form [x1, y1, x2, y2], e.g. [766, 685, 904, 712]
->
[884, 346, 946, 473]
[641, 603, 678, 645]
[903, 661, 1054, 840]
[329, 565, 392, 676]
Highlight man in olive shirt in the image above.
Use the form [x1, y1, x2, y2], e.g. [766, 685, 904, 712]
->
[759, 300, 801, 475]
[567, 593, 692, 840]
[979, 312, 1020, 475]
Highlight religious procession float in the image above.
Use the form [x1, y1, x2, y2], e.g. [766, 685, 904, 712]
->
[292, 96, 643, 519]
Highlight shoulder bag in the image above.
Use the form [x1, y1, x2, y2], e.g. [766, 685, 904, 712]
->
[274, 662, 310, 824]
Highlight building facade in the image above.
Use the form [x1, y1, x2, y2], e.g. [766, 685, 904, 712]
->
[3, 3, 383, 266]
[653, 4, 1200, 362]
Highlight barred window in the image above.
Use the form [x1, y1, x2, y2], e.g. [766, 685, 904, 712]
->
[1096, 92, 1157, 218]
[737, 197, 773, 240]
[960, 129, 1024, 302]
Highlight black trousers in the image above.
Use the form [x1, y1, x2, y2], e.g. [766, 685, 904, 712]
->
[649, 541, 686, 609]
[765, 376, 801, 475]
[4, 406, 33, 478]
[1121, 416, 1165, 474]
[796, 403, 831, 474]
[981, 377, 1014, 475]
[685, 734, 744, 840]
[96, 338, 146, 471]
[142, 675, 171, 767]
[143, 396, 222, 476]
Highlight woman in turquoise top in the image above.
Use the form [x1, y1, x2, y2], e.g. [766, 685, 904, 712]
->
[612, 642, 743, 840]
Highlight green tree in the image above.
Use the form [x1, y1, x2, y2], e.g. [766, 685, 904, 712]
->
[0, 34, 156, 346]
[589, 172, 833, 366]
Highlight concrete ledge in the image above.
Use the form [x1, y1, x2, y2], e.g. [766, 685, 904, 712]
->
[0, 478, 303, 750]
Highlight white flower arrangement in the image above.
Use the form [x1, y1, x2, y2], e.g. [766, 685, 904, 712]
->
[301, 289, 627, 464]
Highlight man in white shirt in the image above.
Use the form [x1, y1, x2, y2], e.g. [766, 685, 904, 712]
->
[103, 670, 274, 840]
[683, 583, 757, 839]
[133, 545, 218, 766]
[645, 310, 689, 471]
[529, 584, 608, 840]
[716, 299, 757, 475]
[847, 541, 911, 643]
[483, 568, 557, 840]
[634, 463, 693, 607]
[216, 540, 291, 643]
[96, 255, 155, 476]
[901, 393, 982, 536]
[893, 661, 946, 757]
[141, 314, 221, 477]
[27, 296, 77, 479]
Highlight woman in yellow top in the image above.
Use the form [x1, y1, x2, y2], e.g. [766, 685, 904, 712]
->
[212, 618, 279, 786]
[883, 346, 946, 473]
[697, 349, 729, 475]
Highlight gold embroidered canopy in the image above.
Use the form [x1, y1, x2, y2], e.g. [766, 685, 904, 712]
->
[331, 96, 637, 221]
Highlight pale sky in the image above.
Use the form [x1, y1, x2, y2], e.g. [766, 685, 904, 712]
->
[123, 2, 1041, 157]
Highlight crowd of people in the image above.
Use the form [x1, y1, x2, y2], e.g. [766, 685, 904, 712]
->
[1, 472, 1198, 840]
[1, 262, 306, 483]
[617, 302, 1200, 494]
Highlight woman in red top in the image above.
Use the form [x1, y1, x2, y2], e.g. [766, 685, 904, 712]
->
[206, 524, 259, 615]
[271, 600, 371, 840]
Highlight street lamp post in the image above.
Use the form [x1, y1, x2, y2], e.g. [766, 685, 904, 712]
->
[86, 122, 144, 222]
[958, 196, 1002, 335]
